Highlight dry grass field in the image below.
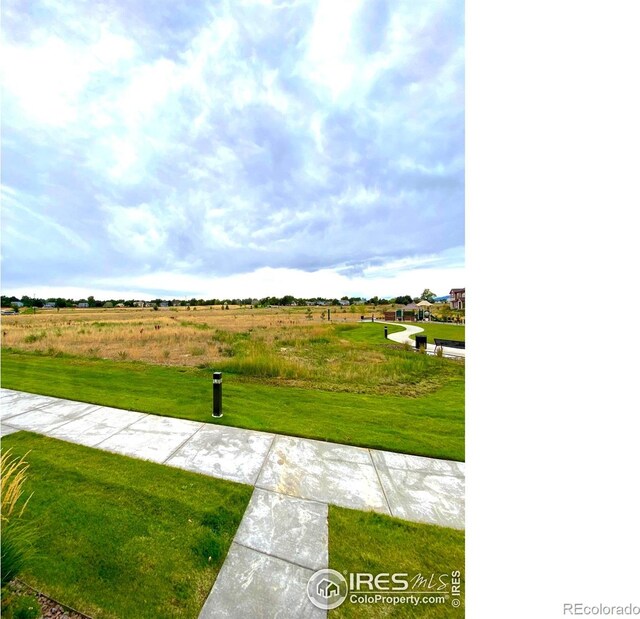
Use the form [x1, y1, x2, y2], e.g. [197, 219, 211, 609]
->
[2, 305, 465, 457]
[4, 305, 448, 395]
[2, 306, 360, 363]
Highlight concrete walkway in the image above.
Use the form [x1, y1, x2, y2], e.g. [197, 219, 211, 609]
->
[377, 320, 466, 358]
[0, 388, 465, 618]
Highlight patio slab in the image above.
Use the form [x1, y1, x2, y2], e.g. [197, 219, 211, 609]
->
[234, 489, 328, 571]
[370, 450, 465, 528]
[199, 543, 324, 619]
[257, 436, 390, 515]
[47, 406, 147, 447]
[166, 425, 274, 485]
[96, 415, 203, 463]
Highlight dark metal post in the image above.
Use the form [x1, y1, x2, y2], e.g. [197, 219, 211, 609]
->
[328, 308, 331, 320]
[212, 371, 223, 418]
[384, 326, 388, 338]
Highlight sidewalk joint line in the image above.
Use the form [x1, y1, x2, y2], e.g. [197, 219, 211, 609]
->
[368, 449, 395, 518]
[252, 433, 277, 485]
[254, 486, 330, 507]
[162, 422, 206, 464]
[232, 540, 319, 573]
[92, 411, 150, 448]
[40, 403, 103, 435]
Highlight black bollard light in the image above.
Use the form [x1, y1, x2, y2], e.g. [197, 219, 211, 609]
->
[384, 326, 388, 338]
[212, 371, 223, 418]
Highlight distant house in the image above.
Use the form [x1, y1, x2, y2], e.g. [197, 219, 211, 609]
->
[10, 301, 24, 308]
[44, 302, 55, 309]
[160, 301, 169, 307]
[134, 300, 145, 307]
[449, 288, 465, 310]
[77, 302, 89, 308]
[339, 300, 350, 306]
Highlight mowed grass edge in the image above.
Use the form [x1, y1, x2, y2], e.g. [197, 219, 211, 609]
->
[0, 431, 253, 619]
[329, 506, 465, 618]
[1, 350, 464, 461]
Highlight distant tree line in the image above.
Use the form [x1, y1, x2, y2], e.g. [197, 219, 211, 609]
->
[2, 290, 442, 309]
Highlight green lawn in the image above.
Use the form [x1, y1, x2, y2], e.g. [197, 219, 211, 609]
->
[1, 432, 252, 619]
[406, 323, 465, 343]
[334, 322, 408, 344]
[329, 506, 465, 618]
[337, 321, 465, 345]
[1, 350, 464, 461]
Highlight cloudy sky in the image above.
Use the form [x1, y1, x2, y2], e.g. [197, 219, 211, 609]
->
[1, 0, 464, 300]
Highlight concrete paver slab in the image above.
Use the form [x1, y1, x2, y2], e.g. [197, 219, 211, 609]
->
[375, 451, 465, 478]
[1, 424, 20, 436]
[0, 392, 62, 420]
[1, 388, 41, 401]
[35, 399, 103, 418]
[166, 425, 274, 485]
[0, 389, 24, 402]
[257, 436, 390, 515]
[370, 450, 465, 528]
[3, 401, 101, 433]
[235, 489, 328, 571]
[47, 406, 147, 447]
[199, 543, 324, 619]
[97, 415, 203, 463]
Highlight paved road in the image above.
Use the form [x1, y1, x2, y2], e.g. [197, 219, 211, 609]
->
[1, 388, 465, 618]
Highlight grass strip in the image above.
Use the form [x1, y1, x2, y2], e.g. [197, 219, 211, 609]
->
[0, 432, 252, 619]
[329, 506, 465, 618]
[1, 351, 464, 461]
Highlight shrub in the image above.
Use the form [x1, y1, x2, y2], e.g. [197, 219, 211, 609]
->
[1, 450, 35, 587]
[22, 333, 46, 344]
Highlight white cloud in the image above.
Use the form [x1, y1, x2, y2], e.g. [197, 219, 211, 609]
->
[1, 186, 91, 253]
[9, 263, 464, 301]
[2, 0, 464, 298]
[2, 36, 89, 126]
[102, 203, 168, 256]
